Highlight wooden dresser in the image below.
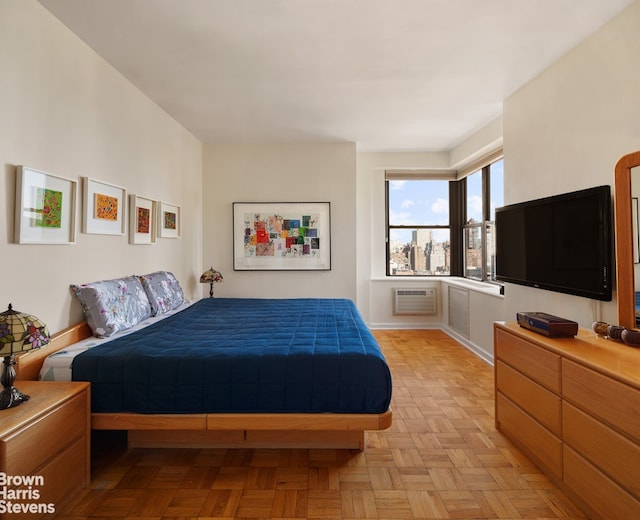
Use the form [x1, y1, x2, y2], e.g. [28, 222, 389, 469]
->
[494, 322, 640, 519]
[0, 381, 90, 519]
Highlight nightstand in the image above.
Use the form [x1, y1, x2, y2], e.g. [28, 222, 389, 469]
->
[0, 381, 90, 519]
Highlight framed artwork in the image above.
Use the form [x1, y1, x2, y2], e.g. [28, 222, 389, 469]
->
[14, 165, 77, 244]
[82, 177, 127, 235]
[129, 194, 157, 245]
[157, 201, 181, 238]
[233, 202, 331, 271]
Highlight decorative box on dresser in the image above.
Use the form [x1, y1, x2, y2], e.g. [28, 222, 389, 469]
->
[0, 381, 90, 519]
[494, 321, 640, 520]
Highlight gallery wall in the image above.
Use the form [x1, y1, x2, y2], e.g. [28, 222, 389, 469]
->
[0, 1, 203, 333]
[5, 0, 640, 344]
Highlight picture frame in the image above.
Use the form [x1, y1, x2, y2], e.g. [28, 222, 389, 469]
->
[129, 194, 157, 245]
[233, 201, 331, 271]
[82, 177, 127, 235]
[157, 201, 181, 238]
[14, 165, 77, 244]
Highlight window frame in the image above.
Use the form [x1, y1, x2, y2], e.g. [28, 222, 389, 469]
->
[462, 165, 490, 281]
[385, 154, 503, 281]
[385, 174, 455, 277]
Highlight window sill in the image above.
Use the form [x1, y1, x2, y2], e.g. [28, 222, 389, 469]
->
[371, 276, 503, 298]
[441, 277, 503, 298]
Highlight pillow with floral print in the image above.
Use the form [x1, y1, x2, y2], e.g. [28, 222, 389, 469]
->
[71, 276, 152, 337]
[138, 271, 185, 316]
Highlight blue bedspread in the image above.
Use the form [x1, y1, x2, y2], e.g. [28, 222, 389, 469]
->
[72, 298, 392, 414]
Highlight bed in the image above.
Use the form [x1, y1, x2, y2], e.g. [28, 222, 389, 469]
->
[16, 273, 392, 450]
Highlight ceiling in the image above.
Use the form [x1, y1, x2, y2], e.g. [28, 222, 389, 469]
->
[38, 0, 633, 152]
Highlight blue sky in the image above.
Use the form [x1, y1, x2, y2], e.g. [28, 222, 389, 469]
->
[389, 179, 450, 227]
[388, 160, 504, 245]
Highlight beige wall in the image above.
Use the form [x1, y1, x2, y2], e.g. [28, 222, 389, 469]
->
[503, 0, 640, 328]
[4, 0, 640, 348]
[202, 143, 357, 299]
[0, 1, 203, 333]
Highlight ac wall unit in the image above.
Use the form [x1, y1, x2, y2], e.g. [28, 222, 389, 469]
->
[393, 288, 437, 315]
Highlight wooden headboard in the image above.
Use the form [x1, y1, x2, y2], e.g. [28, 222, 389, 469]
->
[16, 322, 92, 381]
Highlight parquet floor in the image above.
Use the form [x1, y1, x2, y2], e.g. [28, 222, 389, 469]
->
[55, 329, 586, 519]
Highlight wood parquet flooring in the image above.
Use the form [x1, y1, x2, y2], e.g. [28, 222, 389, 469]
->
[55, 329, 586, 519]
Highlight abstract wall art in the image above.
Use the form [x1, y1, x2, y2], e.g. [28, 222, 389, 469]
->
[233, 202, 331, 270]
[82, 177, 126, 235]
[15, 166, 77, 244]
[129, 194, 157, 244]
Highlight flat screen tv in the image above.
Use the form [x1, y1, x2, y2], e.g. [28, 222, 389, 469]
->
[495, 185, 612, 301]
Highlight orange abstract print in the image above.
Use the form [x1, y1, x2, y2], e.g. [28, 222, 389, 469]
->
[95, 193, 118, 221]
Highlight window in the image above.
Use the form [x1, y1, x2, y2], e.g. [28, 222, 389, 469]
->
[464, 170, 484, 279]
[386, 179, 451, 275]
[463, 159, 504, 281]
[386, 157, 503, 281]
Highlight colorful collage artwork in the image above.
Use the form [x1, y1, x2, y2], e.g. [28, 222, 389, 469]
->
[243, 212, 321, 257]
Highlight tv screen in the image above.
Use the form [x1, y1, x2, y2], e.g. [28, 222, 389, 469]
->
[495, 185, 612, 301]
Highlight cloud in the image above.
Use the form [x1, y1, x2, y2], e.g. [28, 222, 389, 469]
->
[468, 195, 482, 218]
[400, 199, 414, 209]
[431, 197, 449, 214]
[389, 209, 414, 226]
[389, 180, 407, 190]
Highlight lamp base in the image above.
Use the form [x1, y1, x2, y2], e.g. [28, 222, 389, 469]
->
[0, 386, 29, 409]
[0, 355, 29, 409]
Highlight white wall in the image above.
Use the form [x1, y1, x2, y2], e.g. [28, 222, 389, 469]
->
[0, 1, 203, 333]
[360, 0, 640, 351]
[202, 143, 357, 299]
[503, 0, 640, 328]
[356, 128, 506, 358]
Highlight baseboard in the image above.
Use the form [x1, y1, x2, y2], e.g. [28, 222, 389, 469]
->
[369, 322, 494, 366]
[368, 322, 442, 330]
[440, 326, 494, 365]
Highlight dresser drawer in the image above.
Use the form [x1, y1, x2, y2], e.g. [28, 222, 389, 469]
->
[496, 360, 561, 436]
[2, 391, 88, 475]
[563, 401, 640, 500]
[496, 391, 562, 478]
[562, 359, 640, 442]
[564, 445, 640, 520]
[495, 328, 561, 392]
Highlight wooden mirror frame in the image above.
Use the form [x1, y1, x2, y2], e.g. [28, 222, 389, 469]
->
[614, 150, 640, 329]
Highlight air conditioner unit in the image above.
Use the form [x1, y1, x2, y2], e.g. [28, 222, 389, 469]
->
[393, 288, 437, 315]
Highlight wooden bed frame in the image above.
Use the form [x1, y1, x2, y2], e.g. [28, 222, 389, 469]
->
[15, 322, 392, 450]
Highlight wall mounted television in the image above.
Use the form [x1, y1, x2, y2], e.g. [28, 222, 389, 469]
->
[495, 185, 612, 301]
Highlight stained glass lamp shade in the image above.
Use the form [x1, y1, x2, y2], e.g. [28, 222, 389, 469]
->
[0, 304, 50, 409]
[199, 267, 223, 297]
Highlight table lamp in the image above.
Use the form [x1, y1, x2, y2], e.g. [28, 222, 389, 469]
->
[199, 267, 223, 297]
[0, 304, 50, 409]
